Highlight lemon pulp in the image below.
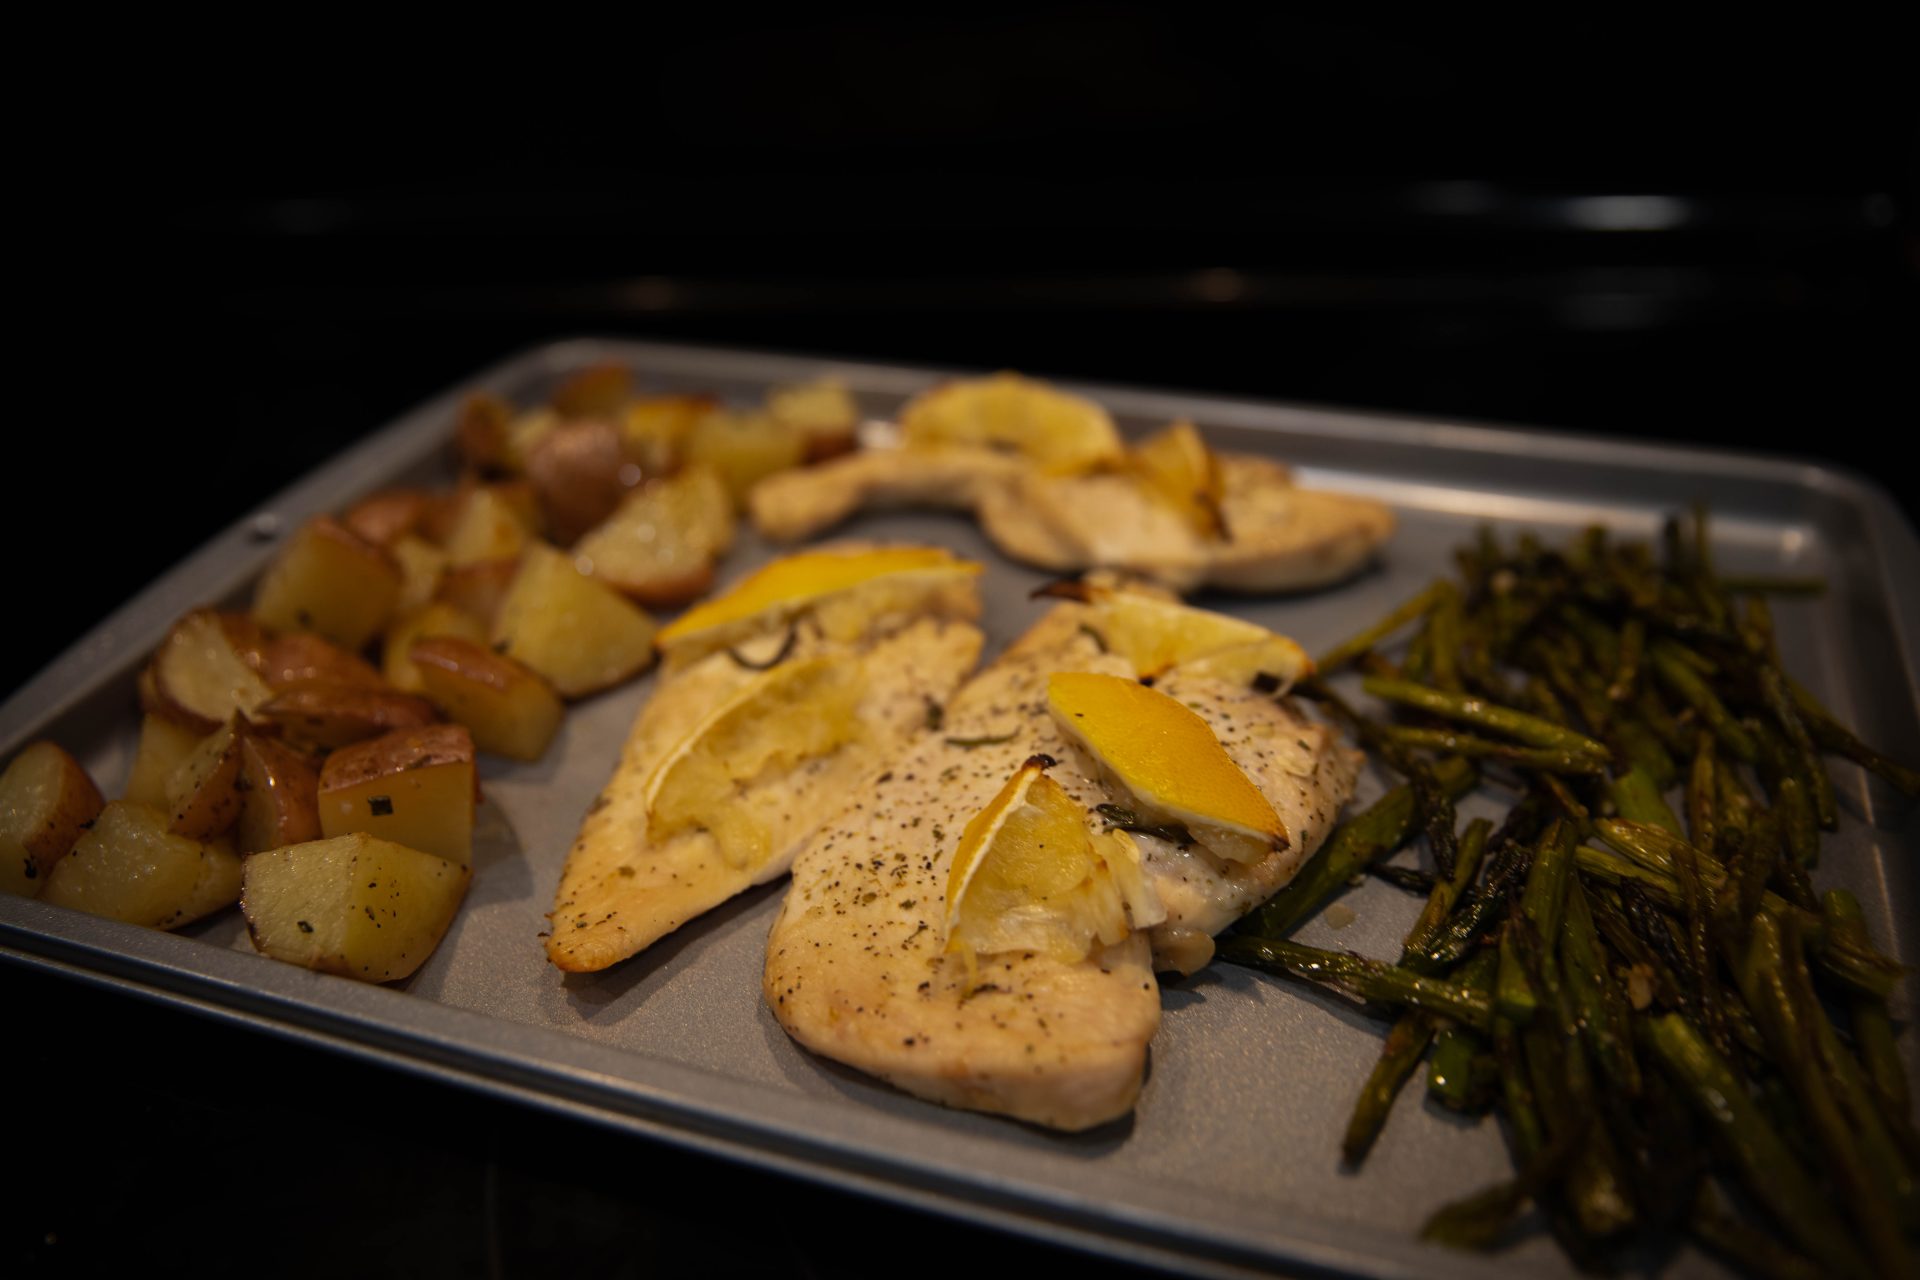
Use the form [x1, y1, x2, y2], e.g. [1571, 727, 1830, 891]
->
[945, 757, 1157, 965]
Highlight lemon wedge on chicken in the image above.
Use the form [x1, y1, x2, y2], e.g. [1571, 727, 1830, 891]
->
[656, 544, 982, 671]
[944, 755, 1159, 968]
[1046, 671, 1286, 864]
[1128, 420, 1227, 540]
[897, 372, 1122, 474]
[1056, 581, 1314, 689]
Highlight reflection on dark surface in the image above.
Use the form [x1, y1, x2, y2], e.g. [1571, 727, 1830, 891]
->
[9, 12, 1917, 1275]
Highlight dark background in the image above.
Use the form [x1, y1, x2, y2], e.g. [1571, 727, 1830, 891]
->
[10, 12, 1916, 1277]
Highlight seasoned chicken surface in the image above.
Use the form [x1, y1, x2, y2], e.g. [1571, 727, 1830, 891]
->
[764, 603, 1361, 1129]
[750, 448, 1394, 594]
[547, 616, 982, 972]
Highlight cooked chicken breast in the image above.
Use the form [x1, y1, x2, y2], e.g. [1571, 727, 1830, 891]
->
[750, 447, 1393, 594]
[764, 603, 1361, 1129]
[547, 616, 982, 972]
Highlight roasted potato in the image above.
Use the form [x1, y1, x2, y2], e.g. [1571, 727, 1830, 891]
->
[164, 720, 244, 840]
[258, 681, 439, 751]
[252, 516, 402, 651]
[147, 610, 277, 733]
[241, 833, 469, 982]
[432, 558, 519, 629]
[454, 392, 515, 474]
[0, 741, 105, 897]
[572, 465, 734, 606]
[318, 724, 476, 866]
[343, 488, 439, 548]
[41, 801, 239, 928]
[235, 728, 323, 855]
[409, 637, 564, 761]
[382, 601, 490, 693]
[684, 409, 804, 507]
[493, 543, 657, 698]
[550, 361, 633, 419]
[525, 418, 636, 545]
[621, 393, 716, 475]
[124, 714, 203, 808]
[767, 377, 859, 462]
[260, 632, 385, 690]
[391, 535, 448, 614]
[441, 484, 537, 566]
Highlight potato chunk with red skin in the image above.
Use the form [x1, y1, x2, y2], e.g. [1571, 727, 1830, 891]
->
[409, 637, 564, 762]
[1, 742, 105, 897]
[382, 601, 490, 693]
[252, 516, 401, 651]
[319, 725, 476, 866]
[241, 833, 469, 983]
[41, 801, 238, 928]
[147, 610, 276, 734]
[236, 729, 323, 855]
[165, 720, 244, 840]
[258, 681, 440, 751]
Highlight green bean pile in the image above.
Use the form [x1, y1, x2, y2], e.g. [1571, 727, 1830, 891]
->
[1222, 510, 1919, 1278]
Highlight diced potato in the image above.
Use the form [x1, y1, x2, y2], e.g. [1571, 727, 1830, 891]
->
[318, 725, 476, 866]
[684, 409, 804, 507]
[0, 742, 105, 897]
[493, 543, 656, 698]
[572, 465, 735, 606]
[124, 714, 204, 808]
[164, 720, 243, 840]
[343, 488, 438, 547]
[252, 516, 402, 651]
[432, 559, 519, 629]
[550, 361, 633, 419]
[241, 833, 470, 983]
[410, 637, 564, 761]
[41, 801, 237, 928]
[258, 681, 440, 751]
[621, 394, 716, 475]
[149, 610, 277, 733]
[526, 418, 636, 545]
[767, 378, 859, 462]
[441, 485, 537, 566]
[382, 602, 490, 693]
[391, 535, 447, 613]
[260, 632, 384, 690]
[454, 392, 515, 474]
[236, 729, 322, 855]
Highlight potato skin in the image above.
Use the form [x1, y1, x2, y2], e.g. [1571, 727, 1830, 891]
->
[149, 610, 277, 733]
[260, 632, 386, 690]
[259, 680, 440, 750]
[0, 741, 106, 897]
[526, 418, 634, 545]
[343, 488, 438, 548]
[165, 721, 244, 840]
[236, 728, 324, 855]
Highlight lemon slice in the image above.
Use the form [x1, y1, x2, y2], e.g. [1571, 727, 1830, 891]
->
[657, 545, 983, 665]
[1079, 586, 1313, 691]
[898, 372, 1122, 474]
[644, 654, 863, 867]
[945, 756, 1158, 964]
[1046, 672, 1285, 864]
[1129, 421, 1227, 539]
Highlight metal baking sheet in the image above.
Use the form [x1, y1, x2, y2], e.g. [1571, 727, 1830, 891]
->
[4, 338, 1916, 1279]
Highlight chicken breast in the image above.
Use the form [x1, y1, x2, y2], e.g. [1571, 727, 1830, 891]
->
[764, 602, 1361, 1128]
[547, 615, 983, 972]
[750, 447, 1394, 594]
